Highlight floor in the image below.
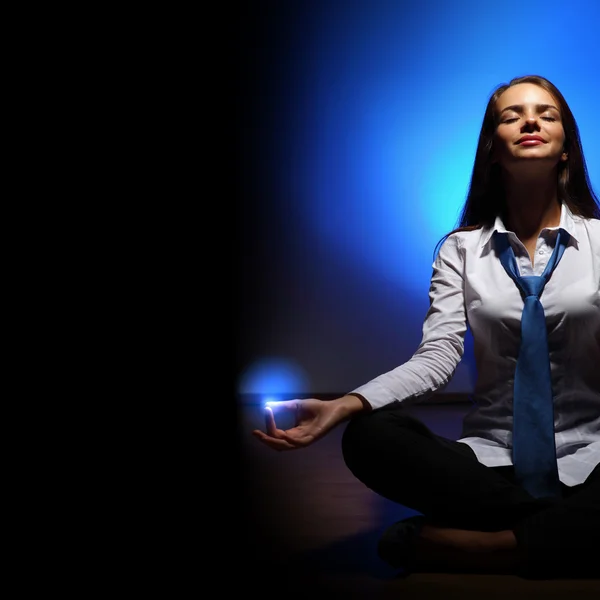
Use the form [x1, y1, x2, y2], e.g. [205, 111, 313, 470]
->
[237, 399, 600, 598]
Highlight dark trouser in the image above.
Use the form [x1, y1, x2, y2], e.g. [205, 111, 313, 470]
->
[341, 404, 600, 578]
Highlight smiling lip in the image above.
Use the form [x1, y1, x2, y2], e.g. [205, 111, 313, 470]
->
[517, 135, 545, 145]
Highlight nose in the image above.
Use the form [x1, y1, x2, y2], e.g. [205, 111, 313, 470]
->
[522, 115, 541, 132]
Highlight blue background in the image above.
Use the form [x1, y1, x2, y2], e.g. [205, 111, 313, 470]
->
[237, 0, 600, 400]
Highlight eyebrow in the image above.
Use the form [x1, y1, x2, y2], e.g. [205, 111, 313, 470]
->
[499, 103, 559, 115]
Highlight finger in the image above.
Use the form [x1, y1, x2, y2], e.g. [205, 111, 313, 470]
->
[256, 425, 313, 448]
[252, 429, 297, 450]
[265, 399, 300, 413]
[265, 406, 278, 436]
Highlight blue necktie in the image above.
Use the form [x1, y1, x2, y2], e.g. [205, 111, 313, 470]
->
[495, 229, 570, 500]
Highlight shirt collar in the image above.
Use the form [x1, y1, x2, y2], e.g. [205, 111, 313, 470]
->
[479, 202, 581, 249]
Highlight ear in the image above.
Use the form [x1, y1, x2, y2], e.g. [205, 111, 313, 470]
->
[561, 151, 568, 162]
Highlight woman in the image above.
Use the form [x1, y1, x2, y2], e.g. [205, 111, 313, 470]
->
[252, 75, 600, 578]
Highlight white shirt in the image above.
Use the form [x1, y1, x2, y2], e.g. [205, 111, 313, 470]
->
[351, 203, 600, 487]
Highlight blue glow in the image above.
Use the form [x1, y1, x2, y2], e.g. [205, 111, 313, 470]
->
[285, 1, 599, 296]
[238, 358, 309, 395]
[242, 0, 600, 396]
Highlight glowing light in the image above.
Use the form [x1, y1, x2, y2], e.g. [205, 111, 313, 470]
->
[238, 358, 309, 395]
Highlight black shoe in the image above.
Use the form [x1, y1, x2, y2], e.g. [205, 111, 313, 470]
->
[377, 515, 426, 571]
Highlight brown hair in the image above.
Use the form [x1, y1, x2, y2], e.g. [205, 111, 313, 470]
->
[434, 75, 599, 256]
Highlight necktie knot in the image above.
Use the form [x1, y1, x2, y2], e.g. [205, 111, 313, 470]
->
[520, 275, 545, 298]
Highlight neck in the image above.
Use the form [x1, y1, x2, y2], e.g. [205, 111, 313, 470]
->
[502, 171, 561, 240]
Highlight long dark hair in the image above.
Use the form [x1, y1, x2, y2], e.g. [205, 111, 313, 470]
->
[434, 75, 599, 257]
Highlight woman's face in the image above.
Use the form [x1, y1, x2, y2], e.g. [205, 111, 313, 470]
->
[493, 83, 567, 171]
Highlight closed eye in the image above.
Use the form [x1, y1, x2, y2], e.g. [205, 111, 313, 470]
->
[501, 116, 556, 124]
